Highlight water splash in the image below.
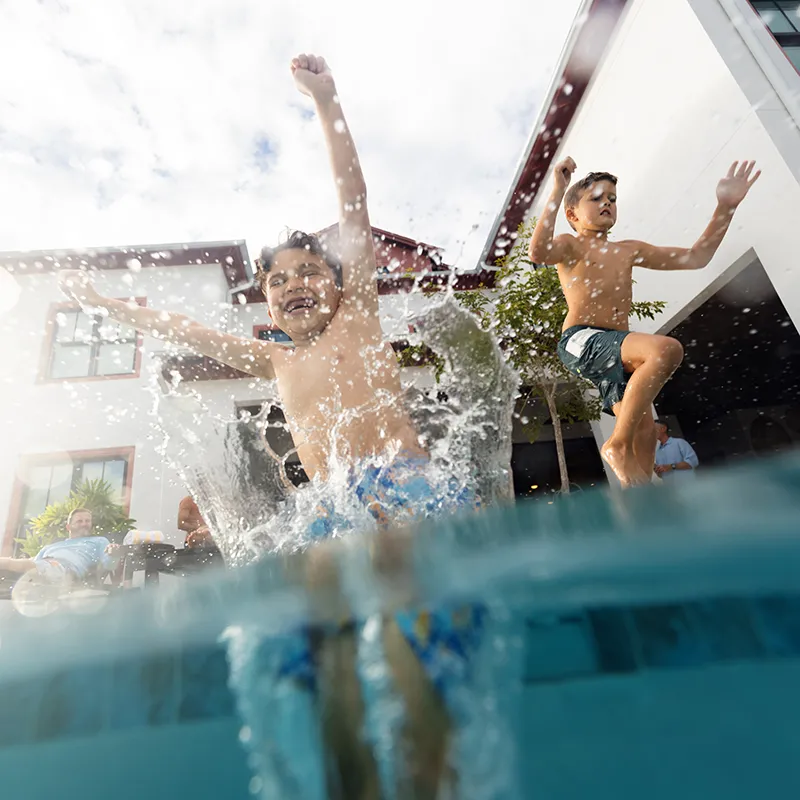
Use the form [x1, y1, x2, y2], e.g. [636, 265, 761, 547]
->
[152, 298, 518, 560]
[151, 296, 520, 798]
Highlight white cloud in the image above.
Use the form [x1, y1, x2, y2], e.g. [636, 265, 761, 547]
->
[0, 0, 580, 268]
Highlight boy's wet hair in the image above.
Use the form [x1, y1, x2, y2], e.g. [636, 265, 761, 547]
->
[255, 230, 343, 294]
[564, 171, 618, 230]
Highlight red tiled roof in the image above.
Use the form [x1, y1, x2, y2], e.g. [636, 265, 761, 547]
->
[232, 223, 486, 304]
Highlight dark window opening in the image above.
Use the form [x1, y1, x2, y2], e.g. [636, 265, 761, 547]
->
[657, 257, 800, 467]
[255, 327, 292, 345]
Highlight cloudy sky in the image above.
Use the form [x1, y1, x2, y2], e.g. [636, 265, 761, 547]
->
[0, 0, 580, 272]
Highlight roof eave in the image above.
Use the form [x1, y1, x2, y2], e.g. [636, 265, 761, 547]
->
[479, 0, 633, 268]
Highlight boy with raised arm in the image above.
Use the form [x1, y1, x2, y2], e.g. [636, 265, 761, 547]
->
[530, 157, 760, 487]
[59, 53, 480, 798]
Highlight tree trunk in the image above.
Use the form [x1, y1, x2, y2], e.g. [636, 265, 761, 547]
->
[543, 381, 570, 494]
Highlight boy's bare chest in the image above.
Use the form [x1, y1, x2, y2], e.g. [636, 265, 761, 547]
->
[271, 332, 400, 417]
[566, 247, 633, 294]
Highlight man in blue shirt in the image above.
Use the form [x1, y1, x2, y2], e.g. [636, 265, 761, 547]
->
[654, 420, 699, 479]
[0, 508, 115, 584]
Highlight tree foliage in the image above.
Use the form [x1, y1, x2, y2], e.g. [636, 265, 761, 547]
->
[16, 479, 135, 557]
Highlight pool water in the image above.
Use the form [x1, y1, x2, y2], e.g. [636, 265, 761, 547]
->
[1, 453, 799, 799]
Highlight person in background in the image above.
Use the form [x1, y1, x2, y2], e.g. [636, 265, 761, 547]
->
[178, 495, 215, 549]
[654, 419, 699, 479]
[0, 508, 116, 584]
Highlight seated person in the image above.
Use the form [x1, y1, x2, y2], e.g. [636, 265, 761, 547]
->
[178, 495, 217, 550]
[0, 508, 116, 586]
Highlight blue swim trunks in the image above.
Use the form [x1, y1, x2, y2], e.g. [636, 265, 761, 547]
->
[557, 324, 632, 414]
[279, 456, 484, 700]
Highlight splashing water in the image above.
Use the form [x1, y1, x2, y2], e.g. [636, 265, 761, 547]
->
[151, 297, 521, 798]
[153, 298, 518, 559]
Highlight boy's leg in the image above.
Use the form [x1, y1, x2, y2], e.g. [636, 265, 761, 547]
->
[604, 333, 683, 486]
[632, 410, 657, 479]
[383, 618, 454, 799]
[316, 626, 382, 800]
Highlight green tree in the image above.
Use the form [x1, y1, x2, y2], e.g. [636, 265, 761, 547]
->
[458, 218, 666, 493]
[16, 479, 135, 557]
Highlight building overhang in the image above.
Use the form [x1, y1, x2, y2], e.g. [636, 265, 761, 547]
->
[0, 240, 253, 290]
[480, 0, 633, 268]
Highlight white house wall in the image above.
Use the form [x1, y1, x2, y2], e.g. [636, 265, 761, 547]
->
[535, 0, 800, 333]
[0, 263, 230, 547]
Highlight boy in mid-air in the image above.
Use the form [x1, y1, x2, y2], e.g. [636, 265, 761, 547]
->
[59, 54, 479, 798]
[530, 156, 760, 486]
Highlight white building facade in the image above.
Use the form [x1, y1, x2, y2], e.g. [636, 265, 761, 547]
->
[483, 0, 800, 475]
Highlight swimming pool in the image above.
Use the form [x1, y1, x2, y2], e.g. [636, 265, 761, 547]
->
[1, 452, 799, 799]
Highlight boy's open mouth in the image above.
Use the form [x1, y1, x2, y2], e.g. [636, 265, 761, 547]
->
[284, 296, 316, 315]
[600, 209, 612, 217]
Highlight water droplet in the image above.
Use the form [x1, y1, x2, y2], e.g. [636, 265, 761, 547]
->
[333, 119, 346, 133]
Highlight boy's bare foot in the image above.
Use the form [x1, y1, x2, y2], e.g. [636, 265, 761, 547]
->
[601, 439, 650, 488]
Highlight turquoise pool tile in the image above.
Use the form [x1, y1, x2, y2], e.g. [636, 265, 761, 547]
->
[685, 599, 765, 662]
[631, 604, 708, 669]
[108, 653, 178, 730]
[178, 645, 235, 722]
[0, 677, 46, 747]
[35, 665, 110, 742]
[523, 614, 599, 683]
[750, 594, 800, 657]
[587, 608, 639, 674]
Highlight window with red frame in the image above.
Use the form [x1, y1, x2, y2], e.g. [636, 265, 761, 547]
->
[48, 308, 139, 379]
[11, 452, 132, 553]
[751, 1, 800, 71]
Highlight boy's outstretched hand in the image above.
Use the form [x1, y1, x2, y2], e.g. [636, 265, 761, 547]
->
[57, 269, 104, 306]
[291, 53, 336, 101]
[717, 160, 760, 209]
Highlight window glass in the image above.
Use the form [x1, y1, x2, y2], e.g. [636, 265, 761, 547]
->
[783, 44, 800, 69]
[95, 341, 137, 375]
[257, 328, 292, 344]
[98, 319, 136, 342]
[49, 306, 139, 379]
[753, 1, 796, 33]
[49, 463, 74, 503]
[50, 343, 92, 379]
[21, 484, 49, 521]
[80, 459, 126, 500]
[20, 462, 73, 520]
[80, 461, 105, 485]
[776, 1, 800, 31]
[102, 460, 127, 500]
[54, 310, 81, 343]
